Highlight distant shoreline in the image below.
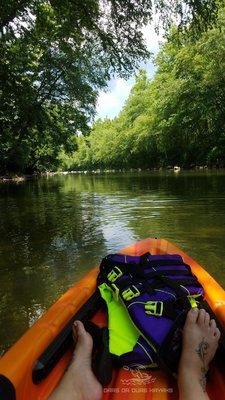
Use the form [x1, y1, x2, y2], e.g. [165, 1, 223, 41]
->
[1, 166, 225, 184]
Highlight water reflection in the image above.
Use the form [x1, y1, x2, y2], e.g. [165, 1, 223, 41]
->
[0, 171, 225, 354]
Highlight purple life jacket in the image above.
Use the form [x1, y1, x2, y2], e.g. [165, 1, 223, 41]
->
[98, 252, 204, 374]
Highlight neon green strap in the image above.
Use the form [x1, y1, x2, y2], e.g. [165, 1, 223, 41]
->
[188, 294, 202, 308]
[98, 283, 139, 355]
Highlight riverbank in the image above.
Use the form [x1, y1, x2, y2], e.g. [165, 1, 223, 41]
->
[1, 165, 224, 183]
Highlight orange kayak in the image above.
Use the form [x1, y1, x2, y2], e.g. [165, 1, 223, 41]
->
[0, 238, 225, 400]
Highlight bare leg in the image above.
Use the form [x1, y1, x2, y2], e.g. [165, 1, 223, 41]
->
[178, 308, 220, 400]
[48, 321, 102, 400]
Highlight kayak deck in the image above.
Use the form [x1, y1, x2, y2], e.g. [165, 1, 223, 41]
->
[0, 238, 225, 400]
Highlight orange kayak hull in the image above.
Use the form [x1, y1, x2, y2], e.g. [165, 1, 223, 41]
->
[0, 238, 224, 400]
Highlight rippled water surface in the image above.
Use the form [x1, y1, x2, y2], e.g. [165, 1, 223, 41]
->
[0, 171, 225, 354]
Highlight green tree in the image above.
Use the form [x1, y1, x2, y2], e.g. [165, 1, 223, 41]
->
[72, 5, 225, 170]
[0, 0, 221, 173]
[152, 7, 225, 166]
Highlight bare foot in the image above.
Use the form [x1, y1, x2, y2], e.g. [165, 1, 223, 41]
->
[48, 320, 102, 400]
[178, 308, 220, 400]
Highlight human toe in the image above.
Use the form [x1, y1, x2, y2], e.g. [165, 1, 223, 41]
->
[204, 311, 210, 327]
[209, 318, 217, 332]
[214, 327, 221, 340]
[197, 309, 206, 326]
[185, 307, 199, 324]
[75, 320, 85, 336]
[73, 321, 93, 351]
[209, 319, 220, 339]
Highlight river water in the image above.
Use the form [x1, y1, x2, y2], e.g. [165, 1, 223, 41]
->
[0, 171, 225, 354]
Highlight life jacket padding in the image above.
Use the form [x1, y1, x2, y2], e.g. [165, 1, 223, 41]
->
[97, 252, 204, 374]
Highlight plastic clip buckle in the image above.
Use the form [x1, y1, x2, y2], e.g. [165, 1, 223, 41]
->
[107, 267, 123, 282]
[122, 285, 140, 301]
[145, 301, 163, 316]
